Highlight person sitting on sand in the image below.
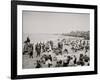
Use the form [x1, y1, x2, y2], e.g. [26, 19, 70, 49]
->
[35, 60, 42, 68]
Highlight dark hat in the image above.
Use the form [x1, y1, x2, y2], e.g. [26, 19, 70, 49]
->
[24, 37, 30, 43]
[27, 37, 30, 42]
[24, 40, 28, 43]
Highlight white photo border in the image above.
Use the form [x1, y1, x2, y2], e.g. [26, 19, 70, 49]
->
[17, 5, 95, 75]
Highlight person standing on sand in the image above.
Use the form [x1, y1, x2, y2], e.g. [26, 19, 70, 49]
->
[35, 43, 41, 57]
[28, 43, 33, 58]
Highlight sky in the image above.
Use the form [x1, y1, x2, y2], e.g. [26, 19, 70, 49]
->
[22, 11, 90, 34]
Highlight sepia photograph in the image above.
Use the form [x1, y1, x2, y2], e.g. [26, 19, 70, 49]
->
[22, 11, 90, 69]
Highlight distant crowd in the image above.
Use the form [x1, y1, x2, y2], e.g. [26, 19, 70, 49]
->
[23, 37, 90, 68]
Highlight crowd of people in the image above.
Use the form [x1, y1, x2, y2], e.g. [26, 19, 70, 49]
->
[23, 36, 90, 68]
